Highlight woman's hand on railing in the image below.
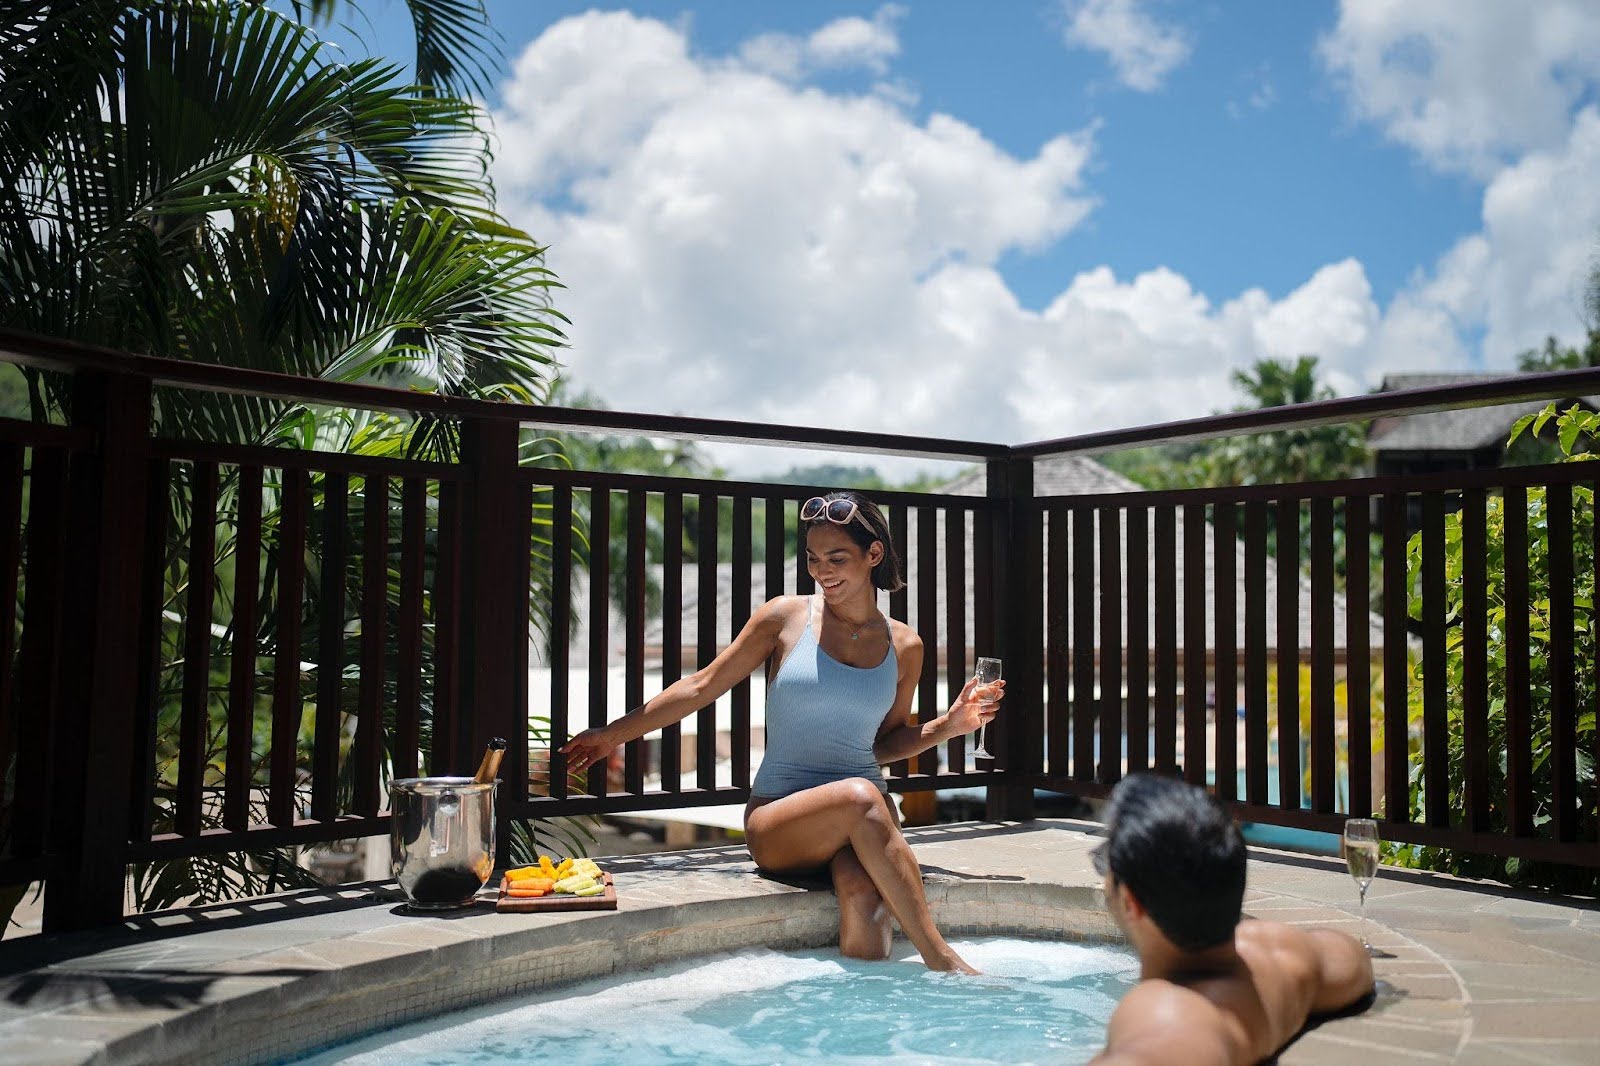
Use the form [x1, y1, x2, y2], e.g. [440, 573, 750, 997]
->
[945, 676, 1003, 737]
[559, 727, 620, 776]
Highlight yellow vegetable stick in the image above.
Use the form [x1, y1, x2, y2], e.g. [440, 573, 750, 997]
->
[504, 865, 541, 880]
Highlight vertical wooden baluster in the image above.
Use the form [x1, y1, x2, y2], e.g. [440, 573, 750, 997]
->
[1461, 488, 1489, 832]
[312, 471, 347, 822]
[177, 462, 217, 837]
[974, 502, 995, 769]
[661, 491, 683, 792]
[1419, 492, 1447, 828]
[548, 485, 572, 801]
[1014, 494, 1046, 785]
[1182, 503, 1207, 789]
[1126, 506, 1150, 776]
[1276, 498, 1301, 811]
[889, 502, 909, 628]
[395, 477, 426, 782]
[225, 465, 262, 831]
[131, 458, 170, 841]
[586, 488, 610, 797]
[432, 480, 462, 775]
[697, 494, 718, 792]
[13, 448, 69, 857]
[1153, 505, 1177, 774]
[509, 477, 533, 812]
[1381, 492, 1409, 824]
[1071, 506, 1094, 779]
[731, 496, 753, 790]
[270, 468, 307, 826]
[916, 506, 939, 777]
[353, 475, 387, 818]
[1045, 506, 1069, 778]
[1244, 501, 1268, 806]
[1213, 501, 1237, 804]
[886, 502, 910, 781]
[1309, 497, 1335, 814]
[766, 496, 785, 600]
[1502, 486, 1531, 835]
[1344, 496, 1371, 818]
[945, 506, 968, 775]
[1098, 506, 1123, 785]
[0, 444, 22, 785]
[1548, 482, 1576, 841]
[625, 489, 646, 796]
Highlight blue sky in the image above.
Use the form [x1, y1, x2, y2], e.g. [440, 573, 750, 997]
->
[329, 1, 1600, 465]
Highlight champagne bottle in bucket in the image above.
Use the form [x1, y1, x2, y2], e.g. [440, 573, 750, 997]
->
[391, 738, 505, 909]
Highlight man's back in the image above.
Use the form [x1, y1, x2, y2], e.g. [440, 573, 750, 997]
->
[1094, 918, 1373, 1065]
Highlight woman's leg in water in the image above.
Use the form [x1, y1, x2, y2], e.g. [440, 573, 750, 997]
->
[746, 778, 974, 973]
[831, 845, 892, 960]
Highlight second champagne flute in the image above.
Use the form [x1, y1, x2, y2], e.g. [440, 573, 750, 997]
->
[971, 656, 1002, 760]
[1342, 817, 1381, 954]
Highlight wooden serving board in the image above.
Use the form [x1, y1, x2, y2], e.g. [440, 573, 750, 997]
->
[496, 871, 617, 913]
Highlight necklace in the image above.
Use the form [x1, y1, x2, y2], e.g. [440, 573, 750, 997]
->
[827, 602, 880, 640]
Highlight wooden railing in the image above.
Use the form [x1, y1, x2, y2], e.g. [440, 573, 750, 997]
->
[0, 327, 1597, 933]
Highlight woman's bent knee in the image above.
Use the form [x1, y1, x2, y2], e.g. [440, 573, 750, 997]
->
[836, 777, 891, 816]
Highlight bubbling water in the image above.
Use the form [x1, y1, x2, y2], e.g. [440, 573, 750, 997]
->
[295, 938, 1137, 1066]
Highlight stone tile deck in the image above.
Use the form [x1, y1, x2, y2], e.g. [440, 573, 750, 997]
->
[1, 819, 1596, 1064]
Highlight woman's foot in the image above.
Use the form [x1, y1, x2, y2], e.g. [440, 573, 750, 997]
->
[925, 949, 980, 975]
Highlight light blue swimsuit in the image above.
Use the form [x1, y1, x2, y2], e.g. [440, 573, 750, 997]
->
[751, 595, 898, 800]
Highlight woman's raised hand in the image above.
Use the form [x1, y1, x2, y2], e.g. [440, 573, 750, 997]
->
[946, 675, 1004, 736]
[559, 727, 618, 776]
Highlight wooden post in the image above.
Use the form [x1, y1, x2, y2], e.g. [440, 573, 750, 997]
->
[45, 372, 152, 930]
[986, 456, 1037, 821]
[459, 418, 523, 865]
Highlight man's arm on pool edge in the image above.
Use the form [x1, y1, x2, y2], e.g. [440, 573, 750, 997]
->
[1089, 983, 1233, 1066]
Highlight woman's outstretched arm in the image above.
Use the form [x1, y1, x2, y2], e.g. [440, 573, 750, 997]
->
[559, 596, 792, 772]
[871, 633, 1003, 765]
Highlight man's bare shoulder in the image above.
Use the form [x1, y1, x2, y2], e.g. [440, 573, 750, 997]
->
[1236, 917, 1316, 959]
[1092, 980, 1234, 1066]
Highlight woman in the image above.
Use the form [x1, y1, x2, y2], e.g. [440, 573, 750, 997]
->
[561, 490, 1001, 974]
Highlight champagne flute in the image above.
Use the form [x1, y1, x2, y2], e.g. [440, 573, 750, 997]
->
[970, 657, 1002, 760]
[1343, 818, 1381, 954]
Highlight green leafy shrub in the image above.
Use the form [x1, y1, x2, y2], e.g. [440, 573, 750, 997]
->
[1391, 404, 1598, 893]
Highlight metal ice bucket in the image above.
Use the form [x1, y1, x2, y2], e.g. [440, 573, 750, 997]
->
[389, 777, 496, 909]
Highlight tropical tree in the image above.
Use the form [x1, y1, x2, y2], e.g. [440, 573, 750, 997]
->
[0, 0, 575, 925]
[1201, 356, 1369, 487]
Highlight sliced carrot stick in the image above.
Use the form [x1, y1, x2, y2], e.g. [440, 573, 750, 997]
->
[507, 876, 554, 892]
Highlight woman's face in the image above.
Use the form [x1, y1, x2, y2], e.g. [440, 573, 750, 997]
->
[804, 523, 883, 604]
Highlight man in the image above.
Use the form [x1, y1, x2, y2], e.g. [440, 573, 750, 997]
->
[1090, 774, 1374, 1065]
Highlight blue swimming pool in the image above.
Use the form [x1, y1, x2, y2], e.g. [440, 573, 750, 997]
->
[292, 937, 1138, 1065]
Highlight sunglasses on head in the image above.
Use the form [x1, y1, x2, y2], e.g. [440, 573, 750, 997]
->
[800, 496, 876, 534]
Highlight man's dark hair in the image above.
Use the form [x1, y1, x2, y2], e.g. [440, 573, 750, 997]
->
[1092, 773, 1246, 950]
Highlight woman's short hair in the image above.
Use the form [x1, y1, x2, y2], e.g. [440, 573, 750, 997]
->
[1094, 773, 1245, 950]
[800, 490, 905, 592]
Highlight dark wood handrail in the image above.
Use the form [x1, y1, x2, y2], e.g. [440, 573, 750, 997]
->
[13, 326, 1600, 464]
[1015, 366, 1600, 457]
[0, 328, 1008, 462]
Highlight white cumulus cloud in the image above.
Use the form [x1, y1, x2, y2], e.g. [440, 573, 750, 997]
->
[483, 8, 1600, 473]
[738, 4, 905, 81]
[1319, 0, 1600, 178]
[1061, 0, 1191, 92]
